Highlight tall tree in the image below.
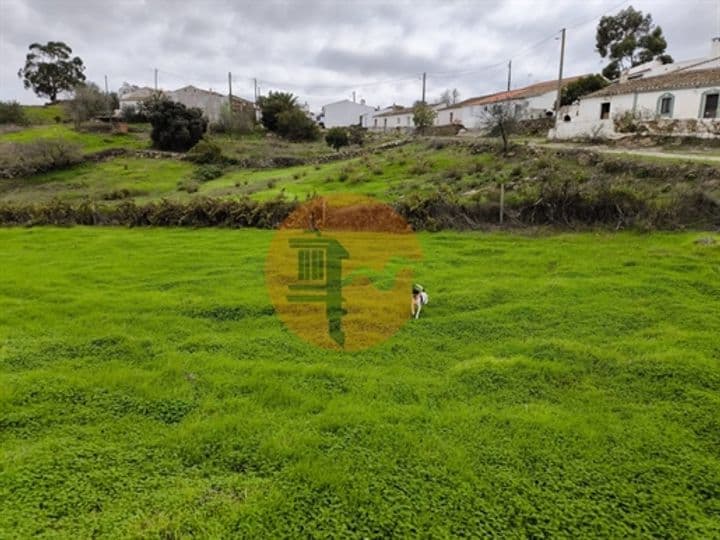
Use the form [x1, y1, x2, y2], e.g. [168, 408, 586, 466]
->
[596, 6, 673, 80]
[257, 91, 298, 132]
[17, 41, 86, 102]
[560, 74, 609, 106]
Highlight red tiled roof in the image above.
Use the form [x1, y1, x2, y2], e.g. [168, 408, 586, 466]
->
[588, 67, 720, 97]
[444, 75, 588, 109]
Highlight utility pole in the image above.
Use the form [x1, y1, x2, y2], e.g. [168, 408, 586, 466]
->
[253, 78, 258, 103]
[352, 91, 356, 102]
[421, 72, 426, 104]
[228, 71, 233, 135]
[507, 60, 512, 92]
[555, 28, 566, 127]
[104, 75, 111, 120]
[154, 68, 158, 91]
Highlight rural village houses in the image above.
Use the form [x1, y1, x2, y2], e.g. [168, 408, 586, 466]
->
[118, 83, 255, 124]
[551, 38, 720, 139]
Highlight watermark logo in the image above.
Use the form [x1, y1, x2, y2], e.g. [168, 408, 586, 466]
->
[265, 194, 422, 351]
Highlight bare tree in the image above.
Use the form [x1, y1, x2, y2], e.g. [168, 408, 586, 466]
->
[476, 102, 519, 153]
[439, 88, 460, 106]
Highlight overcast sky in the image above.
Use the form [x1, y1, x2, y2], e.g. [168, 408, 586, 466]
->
[1, 0, 718, 110]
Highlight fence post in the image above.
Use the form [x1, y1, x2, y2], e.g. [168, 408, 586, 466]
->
[499, 182, 505, 225]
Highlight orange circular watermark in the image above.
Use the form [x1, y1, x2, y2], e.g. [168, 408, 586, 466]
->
[265, 194, 423, 351]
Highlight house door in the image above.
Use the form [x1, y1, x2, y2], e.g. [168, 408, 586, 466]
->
[703, 94, 719, 118]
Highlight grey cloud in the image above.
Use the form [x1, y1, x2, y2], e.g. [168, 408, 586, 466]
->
[1, 0, 716, 110]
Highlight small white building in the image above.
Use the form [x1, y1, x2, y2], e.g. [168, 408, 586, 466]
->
[318, 99, 376, 128]
[118, 86, 157, 111]
[362, 102, 445, 132]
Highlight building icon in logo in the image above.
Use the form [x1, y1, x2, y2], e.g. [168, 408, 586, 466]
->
[287, 235, 349, 347]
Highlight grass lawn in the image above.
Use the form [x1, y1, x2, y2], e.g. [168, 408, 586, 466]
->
[0, 158, 195, 204]
[21, 104, 69, 125]
[1, 228, 719, 537]
[0, 124, 149, 153]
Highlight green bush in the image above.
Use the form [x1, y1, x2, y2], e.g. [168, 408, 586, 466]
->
[146, 97, 207, 152]
[258, 91, 297, 133]
[120, 104, 146, 123]
[348, 125, 366, 146]
[192, 164, 224, 181]
[0, 101, 28, 125]
[276, 108, 320, 141]
[325, 127, 349, 150]
[186, 139, 223, 164]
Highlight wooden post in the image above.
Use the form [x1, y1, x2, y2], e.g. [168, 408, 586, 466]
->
[500, 183, 505, 225]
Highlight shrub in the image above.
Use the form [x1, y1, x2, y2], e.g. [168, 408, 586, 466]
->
[325, 127, 349, 150]
[192, 164, 224, 182]
[275, 108, 320, 141]
[186, 139, 223, 164]
[0, 101, 28, 125]
[146, 97, 207, 152]
[0, 139, 83, 178]
[257, 91, 297, 133]
[348, 125, 366, 146]
[66, 82, 111, 127]
[209, 103, 254, 135]
[121, 104, 146, 123]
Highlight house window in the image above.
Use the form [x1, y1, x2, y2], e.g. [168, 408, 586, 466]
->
[407, 117, 411, 125]
[449, 112, 454, 123]
[657, 93, 674, 118]
[600, 102, 611, 120]
[373, 118, 378, 127]
[397, 117, 401, 124]
[701, 91, 720, 119]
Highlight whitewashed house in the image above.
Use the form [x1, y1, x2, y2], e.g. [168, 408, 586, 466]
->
[551, 39, 720, 140]
[318, 99, 375, 128]
[362, 102, 445, 132]
[435, 76, 586, 130]
[118, 86, 157, 111]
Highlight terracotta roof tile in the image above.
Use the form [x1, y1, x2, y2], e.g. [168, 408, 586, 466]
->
[588, 68, 720, 97]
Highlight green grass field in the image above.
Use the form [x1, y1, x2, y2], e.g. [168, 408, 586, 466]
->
[21, 104, 69, 125]
[1, 228, 719, 537]
[0, 124, 149, 153]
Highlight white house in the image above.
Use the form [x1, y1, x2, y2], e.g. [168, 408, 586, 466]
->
[362, 102, 445, 132]
[552, 67, 720, 139]
[435, 76, 586, 130]
[318, 99, 375, 128]
[551, 38, 720, 140]
[118, 86, 157, 111]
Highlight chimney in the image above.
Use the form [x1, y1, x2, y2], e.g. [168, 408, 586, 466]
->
[360, 98, 366, 105]
[711, 37, 720, 58]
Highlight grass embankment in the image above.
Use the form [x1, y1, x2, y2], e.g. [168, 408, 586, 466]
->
[0, 124, 149, 153]
[1, 228, 719, 537]
[21, 104, 68, 125]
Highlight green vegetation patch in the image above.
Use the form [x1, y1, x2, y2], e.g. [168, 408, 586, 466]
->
[0, 228, 719, 537]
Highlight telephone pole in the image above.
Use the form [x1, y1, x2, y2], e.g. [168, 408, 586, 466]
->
[253, 78, 258, 103]
[104, 75, 111, 119]
[507, 60, 512, 92]
[555, 28, 566, 126]
[421, 72, 426, 104]
[228, 71, 233, 134]
[154, 68, 158, 91]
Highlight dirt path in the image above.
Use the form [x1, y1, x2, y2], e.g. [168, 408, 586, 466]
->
[531, 142, 720, 163]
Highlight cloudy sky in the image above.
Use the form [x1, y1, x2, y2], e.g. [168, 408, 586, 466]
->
[0, 0, 717, 110]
